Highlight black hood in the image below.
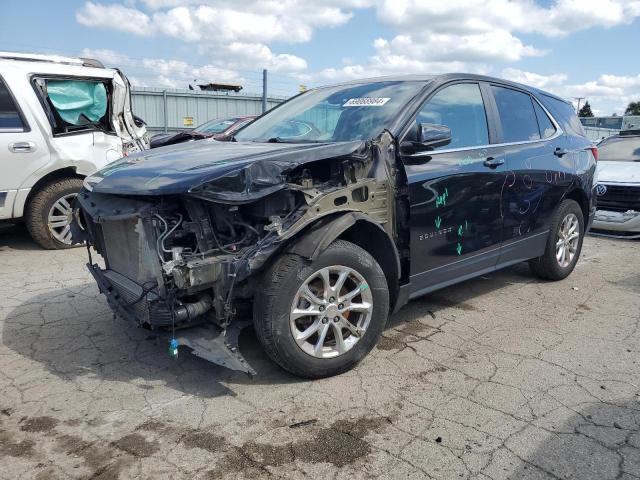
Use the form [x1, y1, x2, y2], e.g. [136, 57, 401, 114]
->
[89, 139, 366, 202]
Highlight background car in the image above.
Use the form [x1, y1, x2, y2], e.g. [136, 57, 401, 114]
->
[149, 115, 256, 148]
[592, 129, 640, 238]
[0, 51, 148, 249]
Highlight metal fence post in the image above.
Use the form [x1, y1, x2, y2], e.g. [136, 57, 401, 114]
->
[262, 69, 268, 113]
[162, 89, 168, 133]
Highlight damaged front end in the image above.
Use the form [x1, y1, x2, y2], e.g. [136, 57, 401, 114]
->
[72, 135, 398, 375]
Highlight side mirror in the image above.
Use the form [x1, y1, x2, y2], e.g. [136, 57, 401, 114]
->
[400, 123, 451, 155]
[401, 123, 452, 155]
[417, 123, 451, 150]
[133, 115, 147, 128]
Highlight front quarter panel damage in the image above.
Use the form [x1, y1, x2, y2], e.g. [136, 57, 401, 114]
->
[71, 131, 402, 374]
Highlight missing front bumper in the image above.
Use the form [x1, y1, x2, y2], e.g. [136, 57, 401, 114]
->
[88, 263, 256, 376]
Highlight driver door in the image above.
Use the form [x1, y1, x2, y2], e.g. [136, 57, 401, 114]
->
[399, 82, 507, 295]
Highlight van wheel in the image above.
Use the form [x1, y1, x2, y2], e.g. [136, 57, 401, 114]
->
[253, 240, 389, 379]
[529, 199, 584, 281]
[25, 178, 83, 250]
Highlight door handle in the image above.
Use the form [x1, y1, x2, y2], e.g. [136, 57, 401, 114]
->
[483, 157, 504, 168]
[9, 141, 36, 153]
[554, 147, 569, 157]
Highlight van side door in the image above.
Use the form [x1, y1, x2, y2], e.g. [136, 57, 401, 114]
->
[399, 82, 507, 297]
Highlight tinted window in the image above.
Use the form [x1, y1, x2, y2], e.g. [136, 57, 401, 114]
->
[598, 136, 640, 162]
[415, 83, 489, 150]
[533, 101, 556, 138]
[492, 86, 540, 142]
[0, 77, 25, 130]
[540, 94, 585, 136]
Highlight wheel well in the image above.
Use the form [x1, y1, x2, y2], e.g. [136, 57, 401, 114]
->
[565, 188, 589, 221]
[26, 168, 84, 206]
[338, 220, 400, 311]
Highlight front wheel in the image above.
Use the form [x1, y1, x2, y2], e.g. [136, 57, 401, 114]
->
[529, 199, 584, 280]
[253, 240, 389, 379]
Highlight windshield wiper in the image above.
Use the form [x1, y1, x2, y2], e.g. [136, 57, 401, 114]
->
[265, 137, 325, 144]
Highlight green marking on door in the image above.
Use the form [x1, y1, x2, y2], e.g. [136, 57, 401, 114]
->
[435, 188, 449, 208]
[456, 242, 462, 255]
[435, 216, 442, 229]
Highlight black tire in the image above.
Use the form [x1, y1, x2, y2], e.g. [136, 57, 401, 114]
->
[25, 178, 83, 250]
[254, 239, 390, 379]
[529, 199, 584, 281]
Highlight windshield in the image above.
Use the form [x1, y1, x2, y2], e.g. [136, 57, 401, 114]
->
[195, 118, 237, 134]
[235, 81, 424, 143]
[598, 136, 640, 162]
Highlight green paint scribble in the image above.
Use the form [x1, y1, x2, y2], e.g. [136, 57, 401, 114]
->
[456, 242, 462, 256]
[435, 216, 442, 229]
[360, 283, 369, 291]
[457, 225, 463, 236]
[436, 188, 449, 208]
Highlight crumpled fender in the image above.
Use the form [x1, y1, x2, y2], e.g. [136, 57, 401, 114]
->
[285, 211, 401, 276]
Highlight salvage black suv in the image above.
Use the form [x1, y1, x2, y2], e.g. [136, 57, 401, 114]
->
[72, 74, 597, 378]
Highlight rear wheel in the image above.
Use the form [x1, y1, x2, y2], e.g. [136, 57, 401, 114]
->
[25, 178, 83, 250]
[253, 240, 389, 378]
[529, 199, 584, 280]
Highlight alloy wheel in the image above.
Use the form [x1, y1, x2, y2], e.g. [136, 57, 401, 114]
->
[290, 265, 373, 359]
[47, 193, 77, 244]
[556, 212, 580, 268]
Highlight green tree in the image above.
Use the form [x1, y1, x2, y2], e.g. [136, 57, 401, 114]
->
[578, 101, 593, 117]
[625, 101, 640, 116]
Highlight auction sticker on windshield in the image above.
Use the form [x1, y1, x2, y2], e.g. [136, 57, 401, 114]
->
[343, 97, 390, 107]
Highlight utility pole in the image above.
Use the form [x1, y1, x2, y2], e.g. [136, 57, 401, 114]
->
[262, 69, 268, 113]
[574, 97, 585, 115]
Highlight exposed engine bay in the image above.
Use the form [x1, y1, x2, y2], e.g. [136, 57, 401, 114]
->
[72, 133, 401, 374]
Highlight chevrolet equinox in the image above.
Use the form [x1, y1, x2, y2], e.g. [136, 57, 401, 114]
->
[71, 74, 597, 378]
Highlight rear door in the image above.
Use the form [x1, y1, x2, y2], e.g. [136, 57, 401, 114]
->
[0, 74, 49, 219]
[488, 84, 567, 264]
[399, 81, 507, 295]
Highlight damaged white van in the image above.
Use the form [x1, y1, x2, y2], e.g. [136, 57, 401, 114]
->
[0, 52, 148, 248]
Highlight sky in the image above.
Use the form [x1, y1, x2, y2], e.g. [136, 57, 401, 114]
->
[1, 0, 639, 115]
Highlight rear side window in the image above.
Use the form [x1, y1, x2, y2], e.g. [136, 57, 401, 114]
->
[492, 86, 540, 142]
[533, 101, 556, 138]
[539, 94, 585, 136]
[598, 136, 640, 162]
[0, 77, 26, 131]
[415, 83, 489, 150]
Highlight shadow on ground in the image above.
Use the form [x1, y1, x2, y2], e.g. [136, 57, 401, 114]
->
[513, 398, 640, 480]
[3, 256, 538, 398]
[0, 223, 42, 252]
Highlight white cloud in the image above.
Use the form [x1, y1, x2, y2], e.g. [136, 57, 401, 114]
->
[76, 2, 154, 36]
[77, 1, 355, 43]
[501, 68, 568, 89]
[82, 48, 245, 89]
[499, 68, 640, 115]
[374, 0, 640, 39]
[76, 0, 640, 114]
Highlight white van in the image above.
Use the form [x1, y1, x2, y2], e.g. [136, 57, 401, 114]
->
[0, 52, 149, 249]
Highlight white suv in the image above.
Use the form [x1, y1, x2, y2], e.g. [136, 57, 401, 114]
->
[0, 52, 149, 249]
